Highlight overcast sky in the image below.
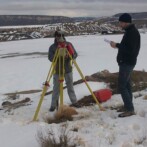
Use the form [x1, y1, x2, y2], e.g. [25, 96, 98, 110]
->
[0, 0, 147, 17]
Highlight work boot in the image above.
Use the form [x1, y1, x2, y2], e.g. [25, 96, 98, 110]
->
[118, 111, 135, 117]
[49, 106, 56, 112]
[117, 106, 127, 112]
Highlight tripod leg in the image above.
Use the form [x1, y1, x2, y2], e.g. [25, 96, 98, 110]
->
[46, 49, 59, 81]
[58, 48, 65, 107]
[33, 49, 60, 121]
[33, 84, 49, 121]
[59, 80, 64, 106]
[67, 52, 105, 111]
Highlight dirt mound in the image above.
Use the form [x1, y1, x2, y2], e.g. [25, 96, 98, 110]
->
[73, 70, 147, 107]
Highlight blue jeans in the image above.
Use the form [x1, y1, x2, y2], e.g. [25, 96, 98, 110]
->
[118, 64, 135, 111]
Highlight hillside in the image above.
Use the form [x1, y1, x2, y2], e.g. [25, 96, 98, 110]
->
[114, 12, 147, 19]
[0, 12, 147, 42]
[0, 15, 74, 26]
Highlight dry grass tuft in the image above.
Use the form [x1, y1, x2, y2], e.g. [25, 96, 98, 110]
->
[37, 124, 78, 147]
[143, 95, 147, 100]
[45, 105, 78, 124]
[55, 105, 78, 120]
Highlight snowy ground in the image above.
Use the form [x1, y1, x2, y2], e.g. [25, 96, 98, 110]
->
[0, 34, 147, 147]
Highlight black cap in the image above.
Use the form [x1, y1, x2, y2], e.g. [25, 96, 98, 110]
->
[119, 13, 132, 23]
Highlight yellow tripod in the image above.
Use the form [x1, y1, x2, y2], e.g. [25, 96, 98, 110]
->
[33, 45, 104, 121]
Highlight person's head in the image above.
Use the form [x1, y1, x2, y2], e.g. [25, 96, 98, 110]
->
[118, 13, 132, 29]
[54, 30, 65, 43]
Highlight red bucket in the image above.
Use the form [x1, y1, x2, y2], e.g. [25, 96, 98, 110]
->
[93, 89, 112, 103]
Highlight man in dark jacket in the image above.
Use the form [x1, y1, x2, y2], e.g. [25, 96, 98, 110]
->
[48, 30, 78, 111]
[110, 13, 140, 117]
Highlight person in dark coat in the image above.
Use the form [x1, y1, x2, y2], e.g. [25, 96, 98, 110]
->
[48, 30, 79, 111]
[110, 13, 141, 117]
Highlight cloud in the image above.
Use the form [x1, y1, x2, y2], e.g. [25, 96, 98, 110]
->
[0, 0, 147, 17]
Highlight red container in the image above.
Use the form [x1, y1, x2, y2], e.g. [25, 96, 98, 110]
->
[93, 89, 112, 103]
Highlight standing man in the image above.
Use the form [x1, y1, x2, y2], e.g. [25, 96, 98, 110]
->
[110, 13, 141, 117]
[48, 30, 79, 112]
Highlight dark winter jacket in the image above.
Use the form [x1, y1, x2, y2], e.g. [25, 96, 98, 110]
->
[48, 40, 78, 74]
[116, 24, 140, 66]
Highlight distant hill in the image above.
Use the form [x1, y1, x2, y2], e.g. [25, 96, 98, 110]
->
[96, 12, 147, 28]
[113, 12, 147, 20]
[72, 17, 96, 22]
[0, 15, 74, 26]
[0, 12, 147, 26]
[0, 12, 147, 42]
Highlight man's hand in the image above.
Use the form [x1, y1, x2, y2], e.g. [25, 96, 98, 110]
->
[110, 41, 117, 48]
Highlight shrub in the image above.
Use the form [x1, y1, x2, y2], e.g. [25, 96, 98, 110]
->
[45, 105, 78, 124]
[37, 124, 77, 147]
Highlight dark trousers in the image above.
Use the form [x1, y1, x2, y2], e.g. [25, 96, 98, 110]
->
[118, 64, 135, 111]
